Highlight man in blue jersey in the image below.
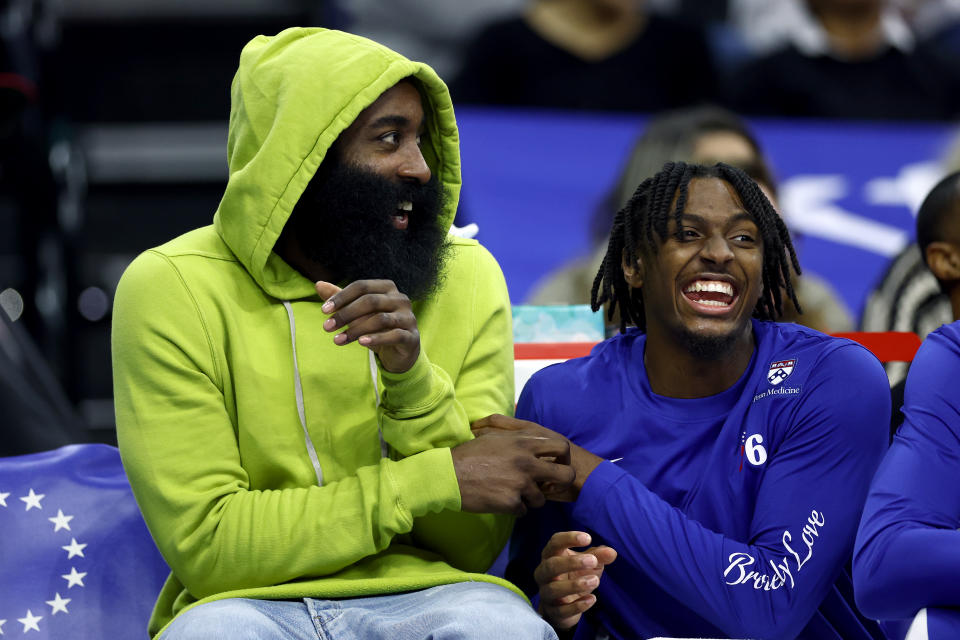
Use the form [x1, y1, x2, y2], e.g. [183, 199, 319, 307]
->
[854, 171, 960, 638]
[477, 162, 891, 639]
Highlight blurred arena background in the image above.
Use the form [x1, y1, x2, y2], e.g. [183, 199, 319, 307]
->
[2, 0, 958, 447]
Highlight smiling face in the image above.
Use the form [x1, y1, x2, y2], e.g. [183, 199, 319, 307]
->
[335, 80, 432, 230]
[623, 177, 764, 357]
[279, 79, 450, 300]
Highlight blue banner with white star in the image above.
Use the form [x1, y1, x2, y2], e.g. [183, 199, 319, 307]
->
[0, 444, 169, 638]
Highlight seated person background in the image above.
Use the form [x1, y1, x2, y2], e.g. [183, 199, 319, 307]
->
[112, 28, 572, 640]
[451, 0, 718, 112]
[730, 0, 960, 120]
[527, 105, 854, 334]
[495, 161, 890, 639]
[854, 171, 960, 631]
[875, 172, 960, 439]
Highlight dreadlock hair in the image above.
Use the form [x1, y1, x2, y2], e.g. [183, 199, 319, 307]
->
[590, 161, 801, 332]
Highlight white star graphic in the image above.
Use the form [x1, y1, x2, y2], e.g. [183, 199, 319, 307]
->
[61, 567, 87, 588]
[45, 593, 71, 615]
[19, 489, 44, 511]
[0, 490, 9, 507]
[61, 538, 87, 559]
[0, 618, 6, 634]
[17, 610, 41, 633]
[48, 509, 73, 532]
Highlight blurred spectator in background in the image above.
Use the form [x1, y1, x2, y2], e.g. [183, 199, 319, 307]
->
[451, 0, 718, 112]
[730, 0, 960, 120]
[527, 105, 854, 333]
[340, 0, 525, 80]
[729, 0, 960, 55]
[859, 127, 960, 429]
[853, 173, 960, 634]
[878, 171, 960, 437]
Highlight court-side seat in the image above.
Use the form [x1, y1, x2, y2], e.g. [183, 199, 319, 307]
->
[0, 444, 168, 639]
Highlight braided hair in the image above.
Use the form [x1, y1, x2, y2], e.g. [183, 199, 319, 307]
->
[591, 161, 801, 332]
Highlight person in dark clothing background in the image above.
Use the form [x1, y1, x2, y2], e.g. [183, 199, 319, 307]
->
[451, 0, 718, 112]
[888, 171, 960, 436]
[731, 0, 960, 120]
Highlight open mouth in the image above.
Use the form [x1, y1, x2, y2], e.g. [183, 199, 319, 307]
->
[391, 201, 412, 230]
[682, 279, 738, 314]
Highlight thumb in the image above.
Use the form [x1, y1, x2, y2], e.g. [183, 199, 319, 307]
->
[315, 281, 342, 302]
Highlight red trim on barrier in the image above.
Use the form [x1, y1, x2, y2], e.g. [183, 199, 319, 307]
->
[832, 331, 921, 362]
[514, 342, 597, 360]
[514, 332, 922, 363]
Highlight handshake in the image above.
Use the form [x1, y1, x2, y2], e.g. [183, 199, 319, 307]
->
[452, 414, 604, 516]
[454, 414, 616, 631]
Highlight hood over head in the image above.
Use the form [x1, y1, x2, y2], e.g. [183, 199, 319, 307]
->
[213, 28, 461, 300]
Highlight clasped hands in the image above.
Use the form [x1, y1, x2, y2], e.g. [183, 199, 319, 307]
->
[315, 280, 613, 631]
[464, 414, 615, 632]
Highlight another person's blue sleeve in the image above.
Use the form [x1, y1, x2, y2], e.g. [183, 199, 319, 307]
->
[854, 329, 960, 620]
[534, 346, 888, 639]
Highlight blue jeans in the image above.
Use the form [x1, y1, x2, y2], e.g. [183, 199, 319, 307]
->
[161, 582, 558, 640]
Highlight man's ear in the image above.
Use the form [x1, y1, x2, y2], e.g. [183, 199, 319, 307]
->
[926, 241, 960, 282]
[621, 249, 644, 288]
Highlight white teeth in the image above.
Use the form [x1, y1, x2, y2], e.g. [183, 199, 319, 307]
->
[684, 280, 734, 296]
[699, 299, 730, 307]
[398, 201, 413, 211]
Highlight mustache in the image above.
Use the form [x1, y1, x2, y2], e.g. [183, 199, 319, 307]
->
[284, 160, 450, 301]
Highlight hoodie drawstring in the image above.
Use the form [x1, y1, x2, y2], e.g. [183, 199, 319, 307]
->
[368, 350, 390, 459]
[283, 301, 324, 486]
[282, 301, 389, 487]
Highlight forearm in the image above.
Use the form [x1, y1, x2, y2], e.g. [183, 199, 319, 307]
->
[378, 351, 474, 455]
[855, 527, 960, 618]
[126, 447, 460, 599]
[574, 463, 861, 640]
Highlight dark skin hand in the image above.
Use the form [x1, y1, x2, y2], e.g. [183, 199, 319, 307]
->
[316, 280, 420, 374]
[471, 414, 605, 500]
[536, 531, 617, 632]
[316, 282, 576, 515]
[451, 430, 576, 516]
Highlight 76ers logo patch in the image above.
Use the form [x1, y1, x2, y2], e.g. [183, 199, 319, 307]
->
[768, 359, 796, 385]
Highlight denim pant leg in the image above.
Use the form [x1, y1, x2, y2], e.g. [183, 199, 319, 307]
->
[160, 598, 320, 640]
[307, 582, 558, 640]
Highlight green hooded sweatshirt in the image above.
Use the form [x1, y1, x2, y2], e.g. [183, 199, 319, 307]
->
[111, 28, 517, 637]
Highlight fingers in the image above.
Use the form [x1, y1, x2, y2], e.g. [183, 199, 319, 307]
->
[541, 574, 600, 603]
[520, 478, 546, 511]
[471, 414, 536, 432]
[314, 281, 342, 301]
[530, 456, 576, 489]
[330, 313, 419, 347]
[535, 543, 603, 631]
[587, 545, 618, 567]
[318, 279, 405, 318]
[535, 546, 598, 584]
[317, 280, 418, 349]
[542, 593, 598, 629]
[541, 531, 591, 561]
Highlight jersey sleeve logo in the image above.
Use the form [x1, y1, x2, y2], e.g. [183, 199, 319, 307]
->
[767, 358, 797, 385]
[738, 431, 768, 470]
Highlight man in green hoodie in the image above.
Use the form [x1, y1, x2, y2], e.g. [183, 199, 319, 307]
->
[112, 28, 569, 639]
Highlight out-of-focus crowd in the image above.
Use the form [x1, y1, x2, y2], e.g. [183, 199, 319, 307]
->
[346, 0, 960, 120]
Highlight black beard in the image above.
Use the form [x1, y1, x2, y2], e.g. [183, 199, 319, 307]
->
[678, 328, 741, 361]
[284, 161, 450, 301]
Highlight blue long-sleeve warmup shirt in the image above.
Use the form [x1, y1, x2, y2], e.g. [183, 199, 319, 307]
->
[854, 320, 960, 638]
[512, 320, 889, 640]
